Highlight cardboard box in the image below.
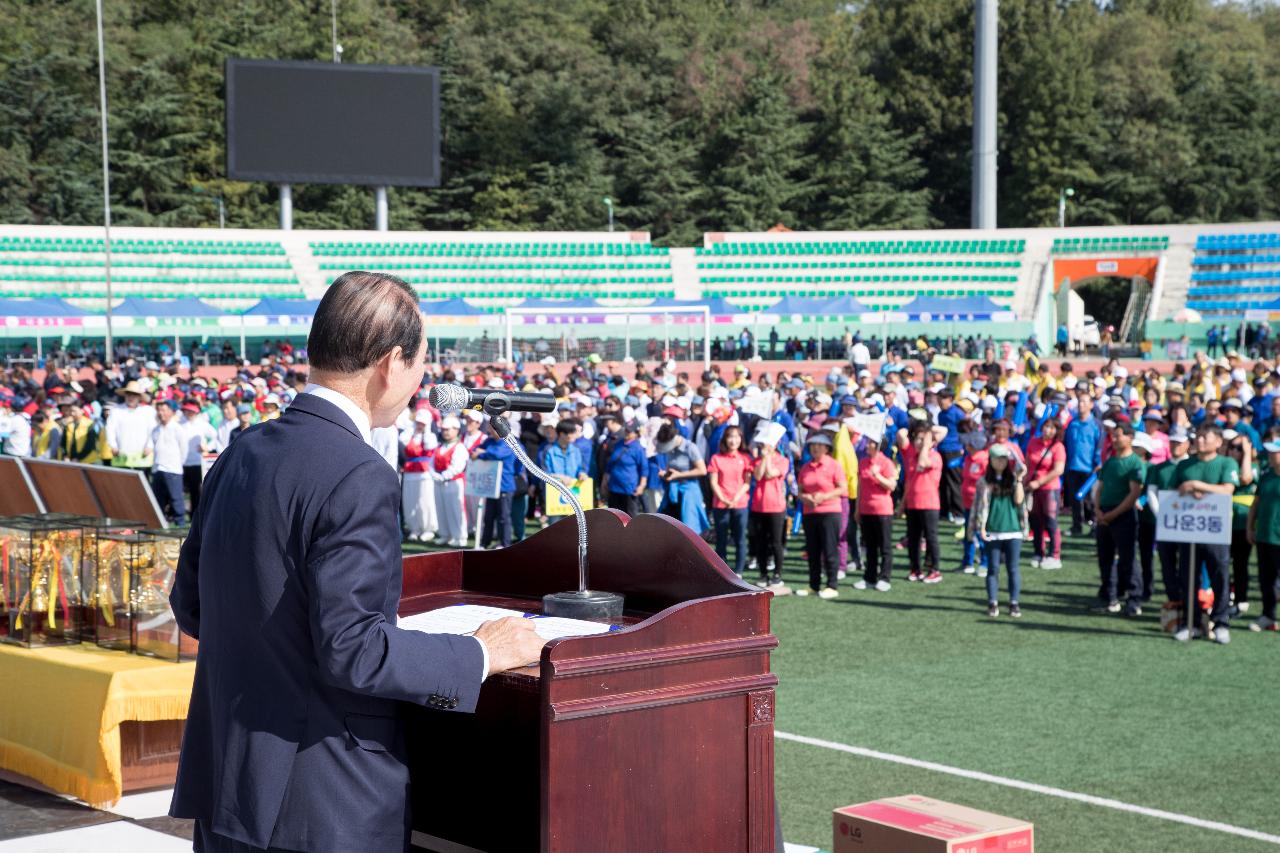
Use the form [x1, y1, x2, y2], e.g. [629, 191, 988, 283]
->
[834, 795, 1033, 853]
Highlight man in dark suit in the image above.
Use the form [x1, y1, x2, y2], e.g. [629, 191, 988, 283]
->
[169, 271, 545, 853]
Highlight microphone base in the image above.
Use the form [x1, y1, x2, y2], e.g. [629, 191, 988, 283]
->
[542, 590, 625, 621]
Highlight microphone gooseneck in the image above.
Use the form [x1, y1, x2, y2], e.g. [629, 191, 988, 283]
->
[491, 416, 588, 595]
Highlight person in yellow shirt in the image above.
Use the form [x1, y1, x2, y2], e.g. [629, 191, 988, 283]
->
[730, 364, 750, 390]
[60, 405, 107, 464]
[831, 400, 862, 576]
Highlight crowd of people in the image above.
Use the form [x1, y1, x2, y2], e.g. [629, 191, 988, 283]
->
[1, 341, 1277, 645]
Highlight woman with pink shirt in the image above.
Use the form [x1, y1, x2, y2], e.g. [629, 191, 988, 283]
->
[796, 432, 848, 598]
[1025, 417, 1067, 569]
[749, 427, 792, 595]
[855, 435, 898, 591]
[897, 421, 948, 583]
[708, 425, 752, 576]
[1141, 409, 1170, 465]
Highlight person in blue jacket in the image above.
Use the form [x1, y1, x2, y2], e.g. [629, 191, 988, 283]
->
[603, 418, 648, 515]
[1064, 390, 1103, 535]
[476, 416, 523, 549]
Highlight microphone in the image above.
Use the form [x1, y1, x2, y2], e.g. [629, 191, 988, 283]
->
[428, 384, 557, 415]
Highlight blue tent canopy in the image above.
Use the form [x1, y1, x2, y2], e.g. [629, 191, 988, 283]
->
[242, 297, 322, 316]
[767, 295, 870, 316]
[109, 297, 226, 317]
[898, 295, 1005, 316]
[511, 297, 604, 311]
[421, 297, 488, 316]
[645, 296, 740, 315]
[822, 295, 870, 315]
[0, 297, 88, 317]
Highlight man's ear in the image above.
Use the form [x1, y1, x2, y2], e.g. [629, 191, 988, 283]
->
[377, 346, 404, 381]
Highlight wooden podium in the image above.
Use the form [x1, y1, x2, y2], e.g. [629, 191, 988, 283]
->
[400, 509, 778, 853]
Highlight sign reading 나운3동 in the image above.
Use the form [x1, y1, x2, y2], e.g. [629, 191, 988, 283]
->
[1154, 491, 1232, 545]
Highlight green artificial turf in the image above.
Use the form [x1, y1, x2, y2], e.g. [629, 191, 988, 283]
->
[767, 520, 1278, 853]
[405, 519, 1278, 852]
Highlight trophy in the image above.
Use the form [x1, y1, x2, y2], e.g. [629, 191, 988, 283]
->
[0, 516, 83, 647]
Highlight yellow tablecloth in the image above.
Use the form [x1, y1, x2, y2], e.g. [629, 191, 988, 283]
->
[0, 642, 194, 805]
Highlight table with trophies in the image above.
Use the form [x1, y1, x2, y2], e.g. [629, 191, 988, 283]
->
[0, 513, 195, 805]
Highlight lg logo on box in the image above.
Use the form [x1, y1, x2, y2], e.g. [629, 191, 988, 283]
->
[837, 822, 863, 842]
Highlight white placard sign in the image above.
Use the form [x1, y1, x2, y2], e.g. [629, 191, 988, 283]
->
[465, 459, 503, 499]
[1154, 491, 1232, 545]
[848, 413, 887, 444]
[737, 390, 776, 419]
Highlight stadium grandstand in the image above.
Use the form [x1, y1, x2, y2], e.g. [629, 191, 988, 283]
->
[0, 220, 1276, 362]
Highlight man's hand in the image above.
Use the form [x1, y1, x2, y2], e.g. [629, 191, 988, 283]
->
[474, 617, 547, 674]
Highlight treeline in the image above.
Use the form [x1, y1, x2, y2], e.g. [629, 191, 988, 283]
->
[0, 0, 1277, 244]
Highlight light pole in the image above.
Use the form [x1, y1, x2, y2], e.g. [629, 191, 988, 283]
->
[192, 186, 225, 228]
[1058, 187, 1075, 229]
[95, 0, 114, 366]
[602, 197, 614, 233]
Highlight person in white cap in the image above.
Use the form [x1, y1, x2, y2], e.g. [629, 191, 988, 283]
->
[106, 380, 156, 473]
[0, 394, 31, 457]
[460, 409, 487, 542]
[401, 407, 438, 542]
[430, 415, 469, 546]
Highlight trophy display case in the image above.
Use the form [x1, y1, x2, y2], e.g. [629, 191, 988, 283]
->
[14, 513, 143, 642]
[0, 516, 84, 647]
[131, 528, 194, 661]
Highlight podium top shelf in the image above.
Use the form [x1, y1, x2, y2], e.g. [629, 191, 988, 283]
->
[399, 510, 775, 687]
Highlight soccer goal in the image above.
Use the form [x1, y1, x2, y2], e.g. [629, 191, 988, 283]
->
[501, 304, 712, 367]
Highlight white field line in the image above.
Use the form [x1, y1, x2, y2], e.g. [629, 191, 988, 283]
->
[775, 730, 1280, 845]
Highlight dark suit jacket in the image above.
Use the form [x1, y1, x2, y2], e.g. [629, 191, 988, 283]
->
[169, 393, 484, 853]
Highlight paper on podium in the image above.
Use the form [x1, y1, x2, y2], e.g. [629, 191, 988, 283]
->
[398, 603, 620, 641]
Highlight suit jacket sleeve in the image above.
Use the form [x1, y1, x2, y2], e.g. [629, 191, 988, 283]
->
[170, 461, 209, 639]
[305, 459, 485, 710]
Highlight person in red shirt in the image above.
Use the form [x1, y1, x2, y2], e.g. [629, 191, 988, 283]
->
[708, 426, 752, 576]
[897, 421, 948, 583]
[855, 435, 899, 591]
[960, 439, 989, 576]
[749, 426, 792, 595]
[796, 432, 848, 598]
[1025, 417, 1067, 569]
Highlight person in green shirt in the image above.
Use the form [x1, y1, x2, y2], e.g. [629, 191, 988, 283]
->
[1091, 421, 1146, 615]
[1246, 440, 1280, 632]
[1171, 424, 1240, 644]
[1144, 428, 1190, 607]
[1224, 431, 1255, 618]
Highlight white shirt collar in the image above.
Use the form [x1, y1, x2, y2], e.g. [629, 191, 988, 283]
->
[303, 384, 373, 446]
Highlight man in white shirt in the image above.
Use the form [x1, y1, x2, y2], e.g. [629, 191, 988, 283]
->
[0, 394, 31, 457]
[106, 380, 157, 473]
[215, 398, 239, 450]
[147, 400, 188, 524]
[180, 400, 217, 513]
[850, 338, 871, 372]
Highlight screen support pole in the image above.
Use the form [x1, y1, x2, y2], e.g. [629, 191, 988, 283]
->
[279, 184, 293, 230]
[374, 186, 388, 231]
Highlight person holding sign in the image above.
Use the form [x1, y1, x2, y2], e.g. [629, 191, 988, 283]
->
[1144, 427, 1191, 605]
[475, 417, 521, 549]
[1091, 421, 1146, 616]
[1245, 440, 1280, 632]
[1171, 424, 1239, 643]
